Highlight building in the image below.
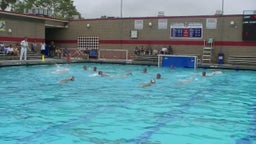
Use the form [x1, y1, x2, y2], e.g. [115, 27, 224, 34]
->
[0, 10, 256, 64]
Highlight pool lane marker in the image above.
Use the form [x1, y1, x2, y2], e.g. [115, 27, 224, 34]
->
[17, 94, 142, 143]
[17, 106, 115, 143]
[126, 89, 208, 143]
[235, 104, 256, 144]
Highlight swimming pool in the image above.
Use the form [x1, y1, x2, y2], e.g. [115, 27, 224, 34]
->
[0, 63, 255, 144]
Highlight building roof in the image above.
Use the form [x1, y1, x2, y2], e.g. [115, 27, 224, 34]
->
[0, 10, 68, 23]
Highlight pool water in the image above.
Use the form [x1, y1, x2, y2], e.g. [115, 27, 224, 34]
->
[0, 63, 255, 144]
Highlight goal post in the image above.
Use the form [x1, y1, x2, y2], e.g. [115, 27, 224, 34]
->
[98, 49, 129, 61]
[158, 54, 197, 69]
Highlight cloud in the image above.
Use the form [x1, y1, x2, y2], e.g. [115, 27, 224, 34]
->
[74, 0, 256, 18]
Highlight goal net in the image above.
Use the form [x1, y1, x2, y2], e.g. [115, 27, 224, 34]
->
[158, 54, 197, 69]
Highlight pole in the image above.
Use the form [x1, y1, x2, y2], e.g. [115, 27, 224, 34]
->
[120, 0, 123, 50]
[219, 0, 224, 59]
[221, 0, 224, 49]
[221, 0, 224, 15]
[120, 0, 123, 18]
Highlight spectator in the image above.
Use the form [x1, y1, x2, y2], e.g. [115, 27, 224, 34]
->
[50, 41, 56, 57]
[13, 43, 20, 56]
[145, 45, 152, 55]
[31, 41, 37, 53]
[152, 49, 158, 55]
[140, 45, 145, 55]
[55, 48, 62, 59]
[134, 46, 140, 55]
[63, 48, 70, 57]
[6, 44, 14, 55]
[168, 45, 173, 54]
[45, 43, 51, 57]
[0, 42, 4, 54]
[161, 47, 168, 54]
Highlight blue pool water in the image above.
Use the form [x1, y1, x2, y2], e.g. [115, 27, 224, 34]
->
[0, 63, 255, 144]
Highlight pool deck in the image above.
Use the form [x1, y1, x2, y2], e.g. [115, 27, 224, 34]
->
[0, 58, 256, 71]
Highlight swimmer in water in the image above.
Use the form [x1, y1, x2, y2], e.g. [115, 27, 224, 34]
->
[112, 72, 132, 79]
[53, 65, 69, 74]
[59, 76, 75, 84]
[176, 77, 194, 85]
[123, 72, 132, 78]
[141, 79, 156, 88]
[93, 67, 97, 72]
[55, 69, 68, 74]
[142, 68, 147, 73]
[98, 71, 109, 77]
[156, 73, 161, 79]
[202, 71, 223, 77]
[83, 65, 89, 71]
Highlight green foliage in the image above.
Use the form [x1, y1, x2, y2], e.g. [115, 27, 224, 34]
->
[11, 0, 81, 19]
[0, 0, 17, 10]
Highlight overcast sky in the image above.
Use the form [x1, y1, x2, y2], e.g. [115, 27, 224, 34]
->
[73, 0, 256, 18]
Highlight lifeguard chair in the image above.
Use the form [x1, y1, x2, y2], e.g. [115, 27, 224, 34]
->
[202, 38, 214, 63]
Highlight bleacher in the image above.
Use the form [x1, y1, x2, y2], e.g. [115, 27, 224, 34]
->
[0, 51, 42, 60]
[228, 55, 256, 65]
[132, 55, 158, 65]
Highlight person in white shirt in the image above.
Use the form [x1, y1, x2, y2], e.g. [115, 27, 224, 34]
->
[40, 41, 46, 55]
[6, 44, 14, 55]
[161, 47, 168, 54]
[20, 37, 29, 61]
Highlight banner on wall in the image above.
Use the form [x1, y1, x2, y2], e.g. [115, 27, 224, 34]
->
[0, 20, 6, 31]
[134, 20, 143, 30]
[206, 18, 217, 29]
[158, 19, 168, 29]
[170, 22, 203, 39]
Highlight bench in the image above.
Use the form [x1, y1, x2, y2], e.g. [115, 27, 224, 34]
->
[228, 55, 256, 65]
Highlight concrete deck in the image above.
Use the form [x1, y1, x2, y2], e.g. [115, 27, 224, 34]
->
[0, 58, 255, 71]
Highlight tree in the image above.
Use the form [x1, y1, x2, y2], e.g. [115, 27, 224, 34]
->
[54, 0, 80, 19]
[0, 0, 17, 10]
[12, 0, 81, 19]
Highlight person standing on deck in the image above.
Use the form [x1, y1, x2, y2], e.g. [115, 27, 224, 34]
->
[20, 37, 29, 61]
[40, 41, 46, 55]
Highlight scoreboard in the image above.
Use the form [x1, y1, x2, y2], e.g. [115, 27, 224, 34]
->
[170, 23, 202, 39]
[171, 28, 202, 38]
[243, 15, 256, 41]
